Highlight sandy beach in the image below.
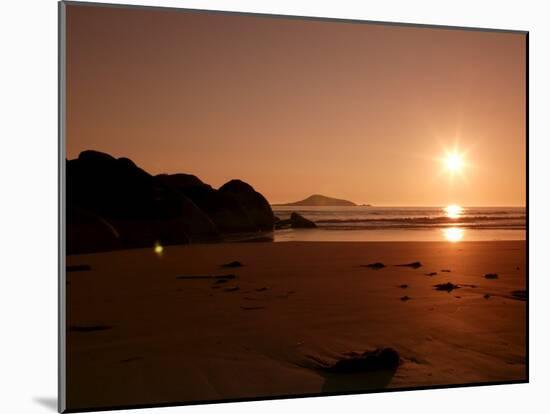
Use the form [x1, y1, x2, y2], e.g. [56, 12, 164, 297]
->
[66, 240, 526, 410]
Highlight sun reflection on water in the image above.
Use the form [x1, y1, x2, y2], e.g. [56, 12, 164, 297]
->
[443, 227, 464, 242]
[444, 204, 463, 219]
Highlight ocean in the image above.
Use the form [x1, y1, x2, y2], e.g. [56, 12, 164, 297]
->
[271, 206, 526, 242]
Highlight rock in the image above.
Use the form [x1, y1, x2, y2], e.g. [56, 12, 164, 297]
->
[400, 296, 411, 301]
[399, 284, 408, 289]
[425, 272, 437, 276]
[289, 212, 317, 228]
[396, 261, 422, 269]
[324, 348, 400, 373]
[441, 269, 451, 272]
[362, 262, 386, 270]
[510, 290, 526, 301]
[155, 173, 206, 189]
[67, 150, 277, 253]
[221, 261, 244, 268]
[484, 273, 499, 279]
[484, 294, 491, 299]
[168, 177, 275, 234]
[67, 208, 121, 254]
[434, 282, 460, 292]
[67, 150, 220, 253]
[219, 179, 275, 232]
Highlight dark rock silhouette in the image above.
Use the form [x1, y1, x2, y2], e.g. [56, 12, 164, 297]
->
[434, 282, 460, 292]
[219, 179, 275, 232]
[220, 261, 244, 268]
[275, 212, 317, 229]
[290, 212, 317, 228]
[510, 290, 526, 301]
[159, 174, 274, 234]
[319, 348, 400, 374]
[362, 262, 386, 270]
[484, 273, 499, 279]
[396, 261, 422, 269]
[275, 194, 357, 206]
[67, 150, 275, 254]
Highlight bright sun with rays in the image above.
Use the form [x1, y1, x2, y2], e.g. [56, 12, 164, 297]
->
[444, 152, 465, 173]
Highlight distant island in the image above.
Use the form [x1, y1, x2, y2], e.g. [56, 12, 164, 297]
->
[274, 194, 358, 207]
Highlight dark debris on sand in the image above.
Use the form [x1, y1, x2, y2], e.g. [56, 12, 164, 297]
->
[255, 287, 269, 292]
[69, 325, 112, 333]
[223, 286, 240, 292]
[395, 262, 422, 269]
[361, 262, 386, 270]
[221, 261, 244, 268]
[484, 293, 491, 299]
[441, 269, 451, 272]
[434, 282, 460, 292]
[510, 290, 527, 301]
[320, 348, 400, 374]
[399, 284, 408, 289]
[67, 265, 91, 272]
[484, 273, 499, 279]
[425, 272, 437, 276]
[400, 296, 411, 301]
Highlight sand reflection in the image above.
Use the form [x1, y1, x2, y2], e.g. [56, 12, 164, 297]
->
[443, 227, 464, 242]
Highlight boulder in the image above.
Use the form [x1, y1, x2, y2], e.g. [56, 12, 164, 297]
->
[274, 212, 317, 229]
[290, 212, 317, 228]
[218, 180, 274, 231]
[67, 150, 219, 253]
[162, 175, 276, 233]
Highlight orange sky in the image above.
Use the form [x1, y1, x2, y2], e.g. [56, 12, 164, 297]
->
[66, 4, 526, 206]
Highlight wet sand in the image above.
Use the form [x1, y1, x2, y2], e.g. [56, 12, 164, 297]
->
[66, 241, 526, 410]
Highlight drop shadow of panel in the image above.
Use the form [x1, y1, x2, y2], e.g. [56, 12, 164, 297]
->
[320, 368, 397, 394]
[32, 397, 57, 412]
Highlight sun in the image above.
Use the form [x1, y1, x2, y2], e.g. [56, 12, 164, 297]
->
[444, 152, 465, 173]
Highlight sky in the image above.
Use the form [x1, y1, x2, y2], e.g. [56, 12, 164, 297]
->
[66, 4, 526, 206]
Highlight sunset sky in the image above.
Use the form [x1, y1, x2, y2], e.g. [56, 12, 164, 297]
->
[66, 4, 526, 206]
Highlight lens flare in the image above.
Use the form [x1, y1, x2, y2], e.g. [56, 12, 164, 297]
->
[154, 241, 164, 255]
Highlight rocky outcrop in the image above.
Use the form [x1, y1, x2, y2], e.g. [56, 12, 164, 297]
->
[158, 176, 275, 234]
[66, 150, 275, 254]
[218, 180, 274, 231]
[67, 150, 219, 253]
[274, 212, 317, 229]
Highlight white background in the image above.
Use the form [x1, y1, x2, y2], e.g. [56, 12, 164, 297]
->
[0, 0, 546, 413]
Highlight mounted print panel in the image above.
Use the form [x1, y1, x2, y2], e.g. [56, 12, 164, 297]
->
[59, 1, 527, 412]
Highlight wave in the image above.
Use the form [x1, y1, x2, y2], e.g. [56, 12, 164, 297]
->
[315, 215, 526, 225]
